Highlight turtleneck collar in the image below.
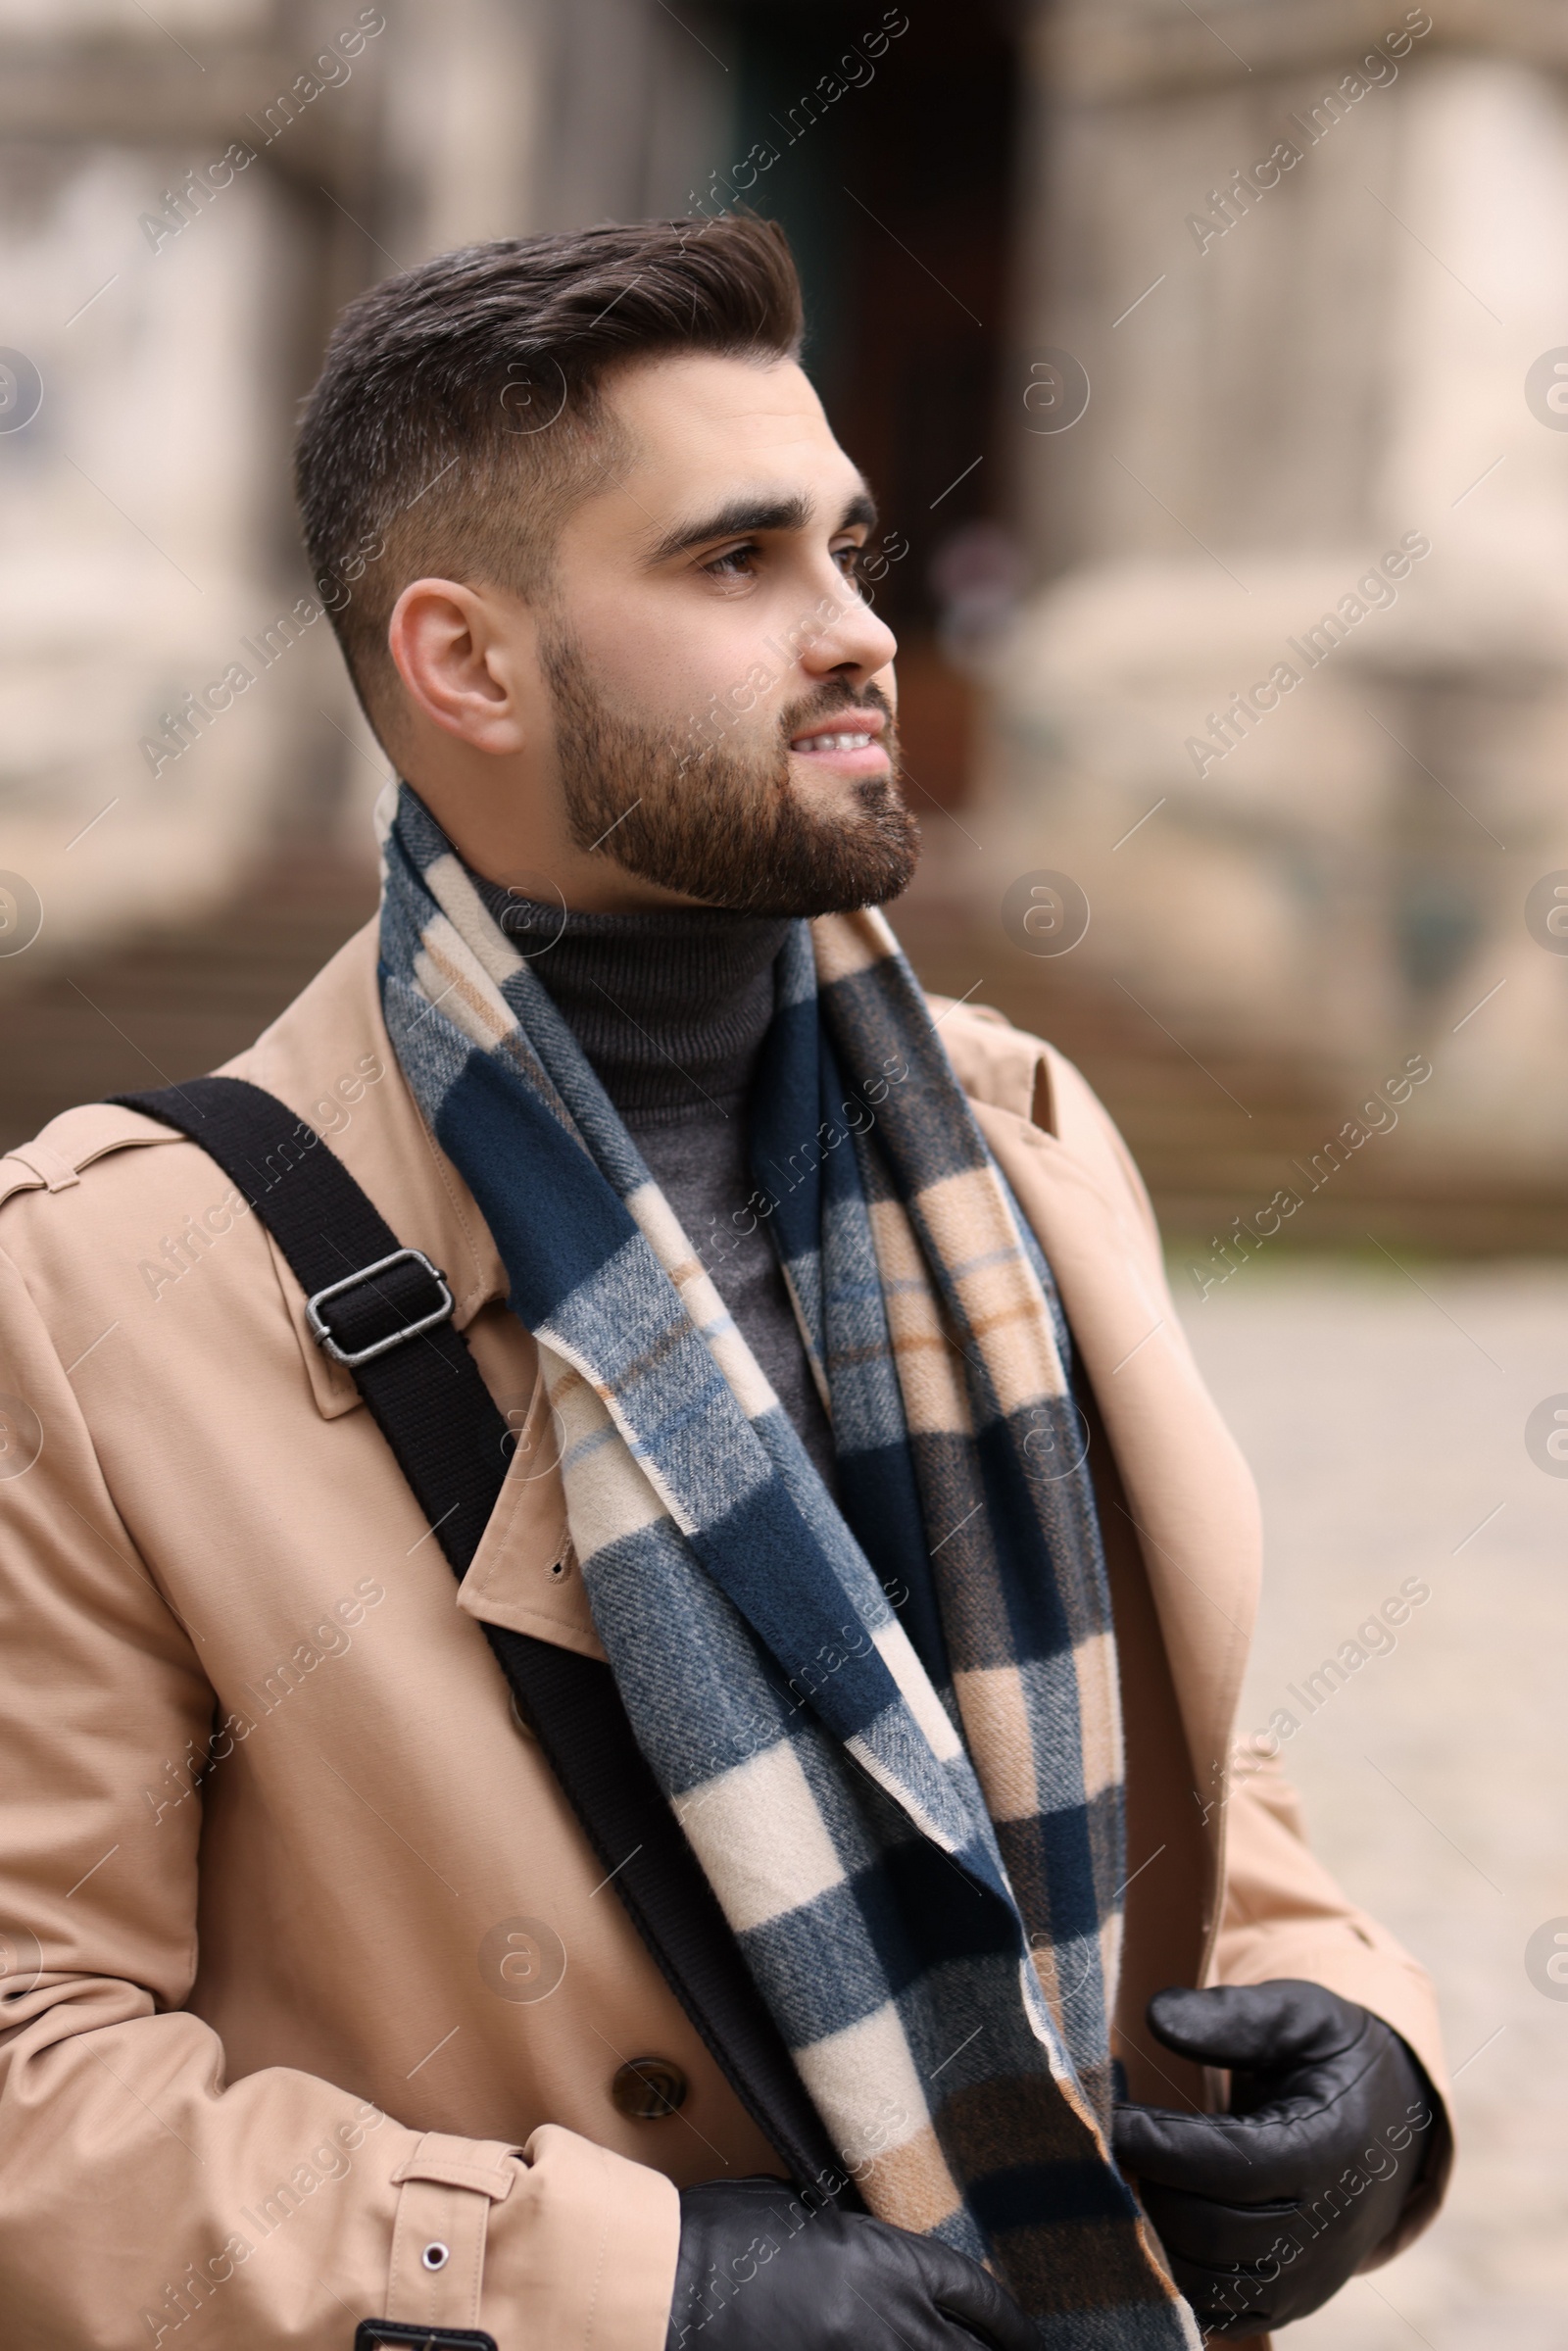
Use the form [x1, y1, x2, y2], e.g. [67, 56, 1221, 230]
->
[470, 876, 793, 1127]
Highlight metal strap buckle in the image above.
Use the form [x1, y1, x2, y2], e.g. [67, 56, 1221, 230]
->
[305, 1248, 455, 1368]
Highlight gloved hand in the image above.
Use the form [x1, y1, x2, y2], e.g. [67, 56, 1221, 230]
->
[665, 2177, 1039, 2351]
[1111, 1982, 1436, 2338]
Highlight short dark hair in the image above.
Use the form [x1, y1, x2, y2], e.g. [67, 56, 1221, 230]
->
[294, 216, 804, 731]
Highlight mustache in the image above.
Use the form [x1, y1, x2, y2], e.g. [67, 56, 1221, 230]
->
[777, 681, 896, 741]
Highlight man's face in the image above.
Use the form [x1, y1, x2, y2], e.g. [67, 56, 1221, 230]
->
[537, 352, 916, 914]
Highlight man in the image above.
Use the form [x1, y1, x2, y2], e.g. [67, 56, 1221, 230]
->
[0, 219, 1447, 2350]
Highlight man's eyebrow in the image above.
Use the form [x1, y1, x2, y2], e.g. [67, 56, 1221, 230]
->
[837, 490, 878, 535]
[644, 483, 877, 565]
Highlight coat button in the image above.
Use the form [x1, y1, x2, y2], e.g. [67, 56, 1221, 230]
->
[611, 2057, 688, 2119]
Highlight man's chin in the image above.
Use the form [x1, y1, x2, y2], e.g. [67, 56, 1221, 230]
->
[608, 818, 920, 917]
[728, 810, 922, 917]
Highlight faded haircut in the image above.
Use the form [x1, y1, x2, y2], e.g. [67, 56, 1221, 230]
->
[293, 215, 805, 734]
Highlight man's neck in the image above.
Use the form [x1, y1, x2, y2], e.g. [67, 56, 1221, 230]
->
[469, 879, 792, 1126]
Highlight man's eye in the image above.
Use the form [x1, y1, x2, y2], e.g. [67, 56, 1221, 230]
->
[834, 543, 865, 579]
[704, 543, 758, 580]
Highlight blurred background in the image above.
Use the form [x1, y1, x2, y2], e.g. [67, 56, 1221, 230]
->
[2, 0, 1566, 2341]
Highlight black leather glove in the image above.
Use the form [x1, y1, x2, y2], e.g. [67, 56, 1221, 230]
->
[665, 2177, 1039, 2351]
[1112, 1982, 1436, 2338]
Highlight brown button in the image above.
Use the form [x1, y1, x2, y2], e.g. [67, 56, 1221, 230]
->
[611, 2057, 688, 2120]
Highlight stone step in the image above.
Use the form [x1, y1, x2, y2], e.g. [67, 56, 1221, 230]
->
[0, 854, 378, 1152]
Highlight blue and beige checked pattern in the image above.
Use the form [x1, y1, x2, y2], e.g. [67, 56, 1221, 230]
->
[378, 787, 1197, 2347]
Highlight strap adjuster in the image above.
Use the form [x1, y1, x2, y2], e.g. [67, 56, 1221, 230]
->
[354, 2327, 497, 2351]
[306, 1248, 455, 1367]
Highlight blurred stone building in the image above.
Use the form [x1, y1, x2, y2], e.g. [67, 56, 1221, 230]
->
[994, 0, 1568, 1198]
[3, 0, 1567, 1231]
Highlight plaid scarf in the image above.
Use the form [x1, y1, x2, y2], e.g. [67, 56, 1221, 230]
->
[379, 786, 1195, 2347]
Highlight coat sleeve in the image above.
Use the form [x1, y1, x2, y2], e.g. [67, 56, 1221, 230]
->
[0, 1241, 678, 2351]
[1030, 1041, 1454, 2256]
[1215, 1748, 1452, 2261]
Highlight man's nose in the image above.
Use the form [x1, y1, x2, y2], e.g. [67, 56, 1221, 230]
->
[798, 585, 898, 685]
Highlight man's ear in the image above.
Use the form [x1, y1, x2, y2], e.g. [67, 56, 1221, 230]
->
[387, 577, 532, 755]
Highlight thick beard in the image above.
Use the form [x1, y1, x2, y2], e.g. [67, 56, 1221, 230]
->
[540, 628, 920, 915]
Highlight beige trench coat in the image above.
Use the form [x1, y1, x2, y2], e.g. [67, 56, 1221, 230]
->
[0, 923, 1449, 2350]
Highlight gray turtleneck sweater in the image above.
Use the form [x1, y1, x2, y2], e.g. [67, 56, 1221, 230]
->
[474, 885, 839, 1494]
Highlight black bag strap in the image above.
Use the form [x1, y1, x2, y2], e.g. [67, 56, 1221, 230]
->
[114, 1076, 853, 2201]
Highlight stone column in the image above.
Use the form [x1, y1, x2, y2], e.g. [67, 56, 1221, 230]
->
[988, 0, 1568, 1170]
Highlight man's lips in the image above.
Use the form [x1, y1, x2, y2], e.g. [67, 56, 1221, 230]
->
[786, 709, 891, 772]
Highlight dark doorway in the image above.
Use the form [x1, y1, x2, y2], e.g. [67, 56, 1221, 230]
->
[711, 2, 1026, 806]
